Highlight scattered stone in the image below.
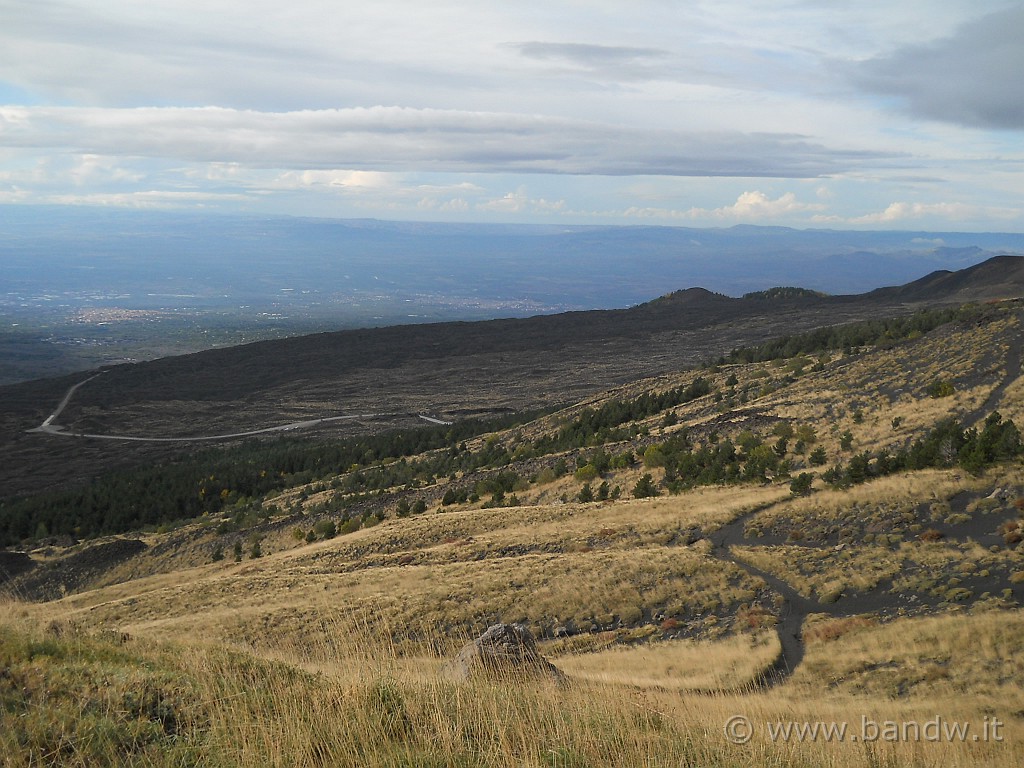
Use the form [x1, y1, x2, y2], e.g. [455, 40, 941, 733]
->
[446, 623, 566, 683]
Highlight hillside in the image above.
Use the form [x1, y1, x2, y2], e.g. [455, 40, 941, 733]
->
[3, 260, 1024, 766]
[1, 256, 1022, 504]
[869, 254, 1024, 303]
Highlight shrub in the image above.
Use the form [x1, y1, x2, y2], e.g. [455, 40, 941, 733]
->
[795, 424, 817, 444]
[839, 431, 854, 451]
[643, 446, 666, 468]
[999, 521, 1023, 546]
[314, 519, 337, 539]
[534, 467, 558, 485]
[772, 422, 794, 439]
[632, 474, 660, 499]
[789, 473, 813, 496]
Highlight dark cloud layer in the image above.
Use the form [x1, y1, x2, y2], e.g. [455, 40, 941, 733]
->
[854, 6, 1024, 130]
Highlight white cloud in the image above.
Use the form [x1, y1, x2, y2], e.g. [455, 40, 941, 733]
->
[0, 105, 888, 178]
[817, 200, 1022, 226]
[624, 190, 825, 222]
[69, 154, 144, 185]
[476, 188, 565, 214]
[43, 190, 251, 208]
[273, 169, 398, 190]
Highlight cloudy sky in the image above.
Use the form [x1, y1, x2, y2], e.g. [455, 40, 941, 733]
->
[1, 1, 1022, 230]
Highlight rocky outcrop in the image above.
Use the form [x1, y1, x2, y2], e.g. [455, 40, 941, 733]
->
[446, 623, 565, 683]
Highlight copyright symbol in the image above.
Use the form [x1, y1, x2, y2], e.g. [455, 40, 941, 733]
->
[724, 714, 753, 744]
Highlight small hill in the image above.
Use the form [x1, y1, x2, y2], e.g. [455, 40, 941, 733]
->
[869, 254, 1024, 303]
[742, 286, 829, 301]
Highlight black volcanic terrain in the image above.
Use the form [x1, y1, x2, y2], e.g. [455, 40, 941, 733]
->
[2, 255, 1023, 499]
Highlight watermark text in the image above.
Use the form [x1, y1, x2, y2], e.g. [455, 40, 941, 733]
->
[724, 714, 1004, 745]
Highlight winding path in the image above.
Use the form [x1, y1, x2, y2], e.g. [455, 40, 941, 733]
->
[27, 372, 451, 442]
[966, 330, 1023, 428]
[704, 488, 1024, 689]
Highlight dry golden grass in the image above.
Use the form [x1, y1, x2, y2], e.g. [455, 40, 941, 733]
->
[732, 544, 903, 601]
[5, 600, 1024, 767]
[555, 630, 780, 691]
[16, 487, 790, 652]
[746, 469, 984, 536]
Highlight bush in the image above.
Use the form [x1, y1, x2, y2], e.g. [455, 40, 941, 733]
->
[643, 446, 666, 468]
[313, 519, 337, 539]
[795, 424, 817, 444]
[789, 473, 813, 496]
[632, 474, 660, 499]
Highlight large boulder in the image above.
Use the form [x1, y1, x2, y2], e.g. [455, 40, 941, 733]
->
[446, 623, 565, 683]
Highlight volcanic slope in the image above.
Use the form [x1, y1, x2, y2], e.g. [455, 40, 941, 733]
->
[5, 297, 1023, 642]
[2, 255, 1023, 504]
[4, 297, 1024, 767]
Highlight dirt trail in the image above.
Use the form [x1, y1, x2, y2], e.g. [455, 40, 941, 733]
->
[704, 488, 1024, 689]
[26, 372, 430, 442]
[966, 329, 1023, 428]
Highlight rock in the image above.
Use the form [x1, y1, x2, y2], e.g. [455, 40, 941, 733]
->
[446, 623, 565, 683]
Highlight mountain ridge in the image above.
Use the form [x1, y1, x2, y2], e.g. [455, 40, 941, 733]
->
[1, 255, 1021, 500]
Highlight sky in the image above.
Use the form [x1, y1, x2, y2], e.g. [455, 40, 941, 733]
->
[0, 0, 1022, 230]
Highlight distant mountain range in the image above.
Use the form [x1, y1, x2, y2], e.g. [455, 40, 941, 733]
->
[3, 207, 1024, 313]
